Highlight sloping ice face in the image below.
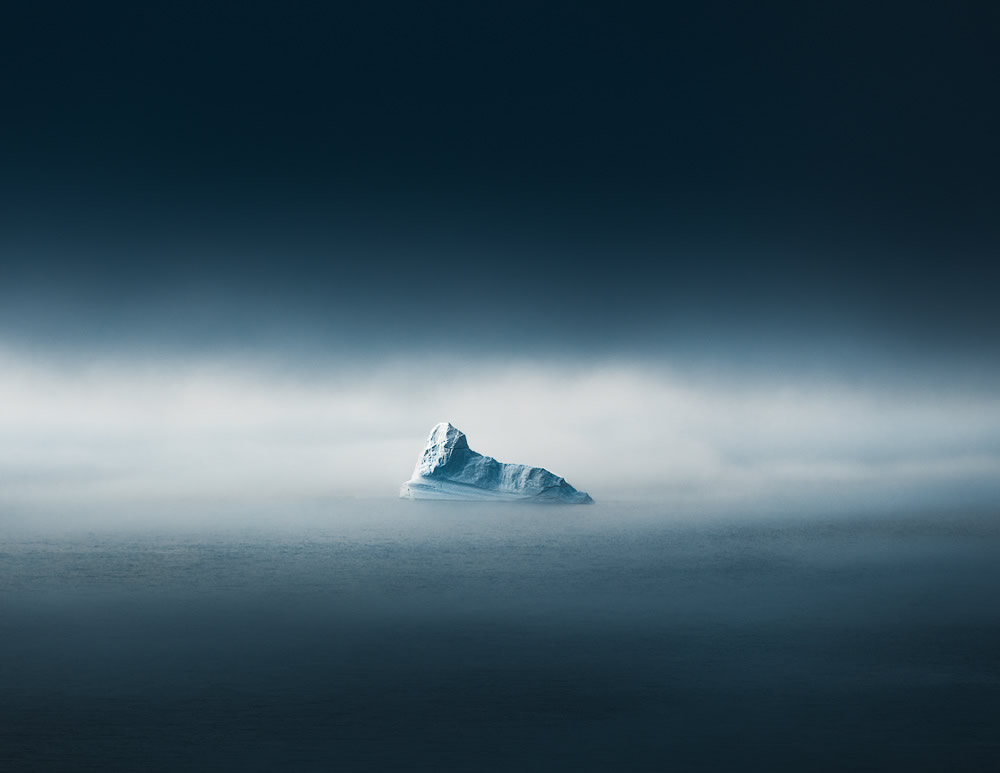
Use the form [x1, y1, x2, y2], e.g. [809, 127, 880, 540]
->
[400, 422, 594, 504]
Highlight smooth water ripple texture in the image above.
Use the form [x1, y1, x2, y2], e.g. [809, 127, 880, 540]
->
[1, 502, 999, 771]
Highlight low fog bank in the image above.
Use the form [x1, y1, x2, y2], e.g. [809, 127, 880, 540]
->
[1, 348, 999, 524]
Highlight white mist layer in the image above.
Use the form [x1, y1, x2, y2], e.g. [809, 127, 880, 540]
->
[1, 348, 999, 513]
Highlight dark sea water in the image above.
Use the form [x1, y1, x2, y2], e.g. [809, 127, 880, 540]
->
[2, 501, 999, 772]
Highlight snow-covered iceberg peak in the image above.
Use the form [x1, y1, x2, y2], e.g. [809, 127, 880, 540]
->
[400, 422, 594, 504]
[414, 421, 470, 476]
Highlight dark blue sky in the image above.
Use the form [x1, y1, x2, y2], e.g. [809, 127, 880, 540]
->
[1, 1, 997, 371]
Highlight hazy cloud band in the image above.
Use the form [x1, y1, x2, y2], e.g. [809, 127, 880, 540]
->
[3, 349, 998, 517]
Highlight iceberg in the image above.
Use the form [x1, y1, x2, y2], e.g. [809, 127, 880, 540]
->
[400, 422, 594, 504]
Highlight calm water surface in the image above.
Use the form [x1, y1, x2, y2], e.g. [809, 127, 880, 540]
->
[2, 502, 998, 771]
